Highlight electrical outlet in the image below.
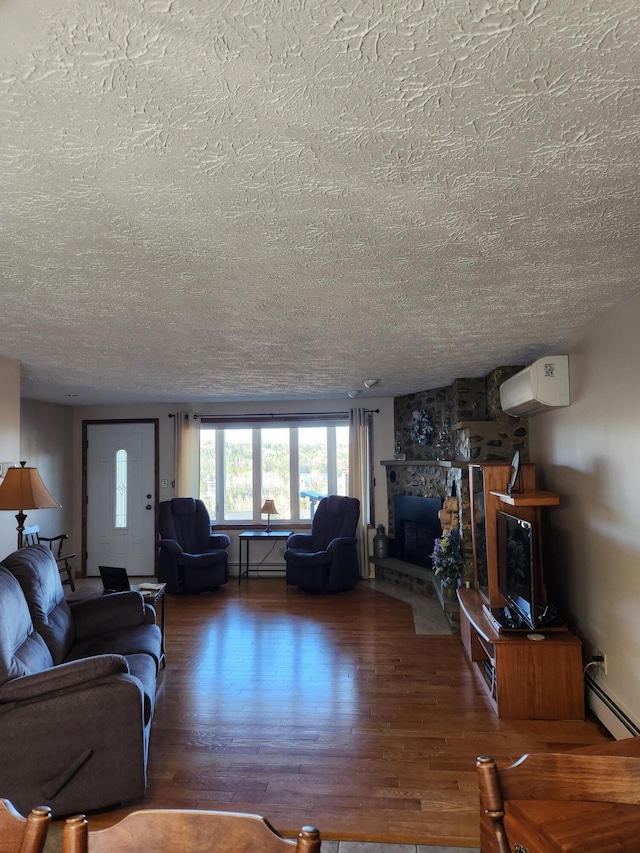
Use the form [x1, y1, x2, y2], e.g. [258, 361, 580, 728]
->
[594, 651, 608, 674]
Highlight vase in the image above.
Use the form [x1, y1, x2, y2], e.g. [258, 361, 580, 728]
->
[373, 524, 389, 559]
[433, 428, 452, 461]
[441, 580, 457, 600]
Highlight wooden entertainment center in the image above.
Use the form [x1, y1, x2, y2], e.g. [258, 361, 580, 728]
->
[458, 461, 584, 720]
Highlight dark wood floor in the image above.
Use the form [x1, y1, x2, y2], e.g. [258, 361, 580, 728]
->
[86, 580, 608, 846]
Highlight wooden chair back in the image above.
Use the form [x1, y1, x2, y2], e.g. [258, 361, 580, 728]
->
[477, 752, 640, 853]
[22, 526, 75, 591]
[22, 525, 40, 547]
[62, 809, 321, 853]
[0, 799, 51, 853]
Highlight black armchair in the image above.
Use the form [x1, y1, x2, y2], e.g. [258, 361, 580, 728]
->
[285, 495, 360, 593]
[158, 498, 230, 594]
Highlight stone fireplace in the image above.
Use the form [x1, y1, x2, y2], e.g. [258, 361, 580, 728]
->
[382, 460, 469, 575]
[371, 365, 531, 631]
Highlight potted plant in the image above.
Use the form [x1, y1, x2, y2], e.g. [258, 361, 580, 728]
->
[431, 529, 463, 599]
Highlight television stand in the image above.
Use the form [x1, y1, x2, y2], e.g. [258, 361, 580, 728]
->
[459, 588, 584, 720]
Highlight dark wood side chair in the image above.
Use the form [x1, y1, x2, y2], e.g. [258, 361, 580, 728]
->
[0, 799, 51, 853]
[62, 810, 321, 853]
[22, 525, 75, 591]
[477, 752, 640, 853]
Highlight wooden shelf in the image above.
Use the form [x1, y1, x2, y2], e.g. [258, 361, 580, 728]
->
[380, 459, 469, 468]
[490, 489, 560, 506]
[451, 420, 497, 431]
[458, 588, 584, 720]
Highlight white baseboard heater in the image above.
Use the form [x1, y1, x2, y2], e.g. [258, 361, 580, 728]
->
[585, 675, 640, 739]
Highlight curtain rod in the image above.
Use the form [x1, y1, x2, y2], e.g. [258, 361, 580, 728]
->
[169, 409, 379, 419]
[169, 409, 380, 423]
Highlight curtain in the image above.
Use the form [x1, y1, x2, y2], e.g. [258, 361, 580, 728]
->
[349, 407, 371, 578]
[174, 412, 200, 497]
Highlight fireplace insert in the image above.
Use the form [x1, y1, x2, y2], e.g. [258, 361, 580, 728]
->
[393, 495, 443, 568]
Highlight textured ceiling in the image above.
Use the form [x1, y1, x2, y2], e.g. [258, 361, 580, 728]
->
[1, 0, 638, 405]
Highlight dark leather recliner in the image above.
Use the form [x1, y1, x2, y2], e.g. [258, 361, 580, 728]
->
[158, 498, 230, 594]
[284, 495, 360, 593]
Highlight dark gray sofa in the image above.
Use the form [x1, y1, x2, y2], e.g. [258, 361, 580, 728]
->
[0, 544, 162, 816]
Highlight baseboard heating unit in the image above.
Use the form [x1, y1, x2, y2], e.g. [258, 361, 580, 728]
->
[585, 674, 640, 740]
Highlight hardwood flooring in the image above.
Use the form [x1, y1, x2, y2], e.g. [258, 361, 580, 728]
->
[85, 579, 608, 846]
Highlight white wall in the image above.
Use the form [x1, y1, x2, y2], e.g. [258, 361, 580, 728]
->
[529, 289, 640, 733]
[0, 355, 21, 554]
[20, 398, 74, 547]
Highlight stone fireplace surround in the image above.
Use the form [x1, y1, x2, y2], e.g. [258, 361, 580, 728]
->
[371, 366, 530, 629]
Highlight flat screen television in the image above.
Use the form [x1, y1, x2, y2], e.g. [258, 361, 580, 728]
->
[497, 510, 536, 629]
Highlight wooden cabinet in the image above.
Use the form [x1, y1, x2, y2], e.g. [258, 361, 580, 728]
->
[462, 462, 582, 719]
[469, 462, 540, 606]
[458, 587, 584, 720]
[469, 461, 560, 607]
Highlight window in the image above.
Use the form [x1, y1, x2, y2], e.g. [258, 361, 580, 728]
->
[199, 417, 356, 525]
[114, 448, 127, 528]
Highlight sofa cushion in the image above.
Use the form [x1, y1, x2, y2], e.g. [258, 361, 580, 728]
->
[66, 622, 162, 671]
[2, 544, 75, 664]
[69, 591, 152, 638]
[179, 551, 227, 570]
[0, 568, 53, 685]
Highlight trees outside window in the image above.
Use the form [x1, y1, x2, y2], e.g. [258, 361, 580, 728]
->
[199, 420, 351, 524]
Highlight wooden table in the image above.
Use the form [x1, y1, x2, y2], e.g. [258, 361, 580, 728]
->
[482, 737, 640, 852]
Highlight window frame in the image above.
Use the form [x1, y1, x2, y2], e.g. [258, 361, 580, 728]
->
[199, 413, 372, 527]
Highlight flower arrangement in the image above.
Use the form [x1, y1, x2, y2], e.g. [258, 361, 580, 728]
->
[410, 408, 433, 446]
[431, 529, 464, 586]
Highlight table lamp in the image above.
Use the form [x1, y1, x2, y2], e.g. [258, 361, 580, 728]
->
[260, 499, 278, 533]
[0, 461, 61, 549]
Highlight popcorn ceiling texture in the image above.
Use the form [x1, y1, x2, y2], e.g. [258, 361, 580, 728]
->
[0, 0, 638, 404]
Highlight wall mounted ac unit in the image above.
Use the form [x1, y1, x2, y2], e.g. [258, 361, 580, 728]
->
[500, 356, 570, 417]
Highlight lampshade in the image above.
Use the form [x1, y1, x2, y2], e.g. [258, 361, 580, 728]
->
[260, 499, 278, 517]
[0, 461, 61, 548]
[260, 499, 278, 533]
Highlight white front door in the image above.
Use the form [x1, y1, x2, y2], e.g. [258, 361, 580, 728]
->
[86, 422, 157, 577]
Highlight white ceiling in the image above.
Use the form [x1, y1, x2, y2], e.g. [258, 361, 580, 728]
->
[1, 0, 638, 406]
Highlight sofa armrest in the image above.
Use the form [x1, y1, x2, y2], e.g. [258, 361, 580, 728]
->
[0, 668, 147, 816]
[286, 533, 313, 550]
[69, 591, 148, 638]
[209, 534, 231, 549]
[143, 603, 157, 624]
[0, 655, 128, 704]
[159, 538, 183, 555]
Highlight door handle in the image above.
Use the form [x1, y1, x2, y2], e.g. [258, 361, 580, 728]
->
[146, 504, 152, 510]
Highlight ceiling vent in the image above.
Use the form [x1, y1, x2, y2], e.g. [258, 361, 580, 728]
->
[500, 356, 570, 417]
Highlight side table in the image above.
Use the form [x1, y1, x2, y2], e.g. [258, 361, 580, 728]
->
[238, 530, 293, 584]
[137, 582, 167, 667]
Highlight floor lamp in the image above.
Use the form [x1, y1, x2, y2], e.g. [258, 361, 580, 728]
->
[0, 461, 61, 549]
